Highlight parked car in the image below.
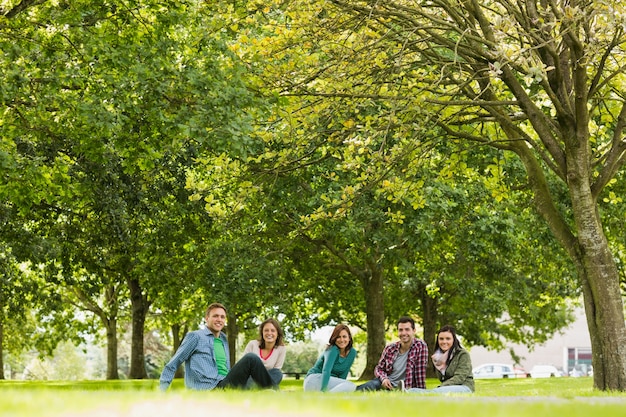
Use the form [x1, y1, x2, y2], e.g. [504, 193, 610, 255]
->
[472, 363, 516, 379]
[529, 365, 562, 378]
[513, 366, 530, 378]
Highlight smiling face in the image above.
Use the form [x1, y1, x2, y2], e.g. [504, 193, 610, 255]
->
[437, 330, 454, 352]
[205, 307, 226, 337]
[262, 322, 278, 345]
[335, 329, 351, 351]
[397, 321, 416, 346]
[329, 324, 352, 353]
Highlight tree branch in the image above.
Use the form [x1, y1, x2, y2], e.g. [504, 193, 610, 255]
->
[592, 101, 626, 199]
[2, 0, 44, 18]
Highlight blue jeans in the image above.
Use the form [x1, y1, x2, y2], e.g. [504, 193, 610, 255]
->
[246, 368, 283, 389]
[407, 385, 472, 394]
[303, 374, 356, 392]
[356, 378, 384, 391]
[216, 353, 273, 389]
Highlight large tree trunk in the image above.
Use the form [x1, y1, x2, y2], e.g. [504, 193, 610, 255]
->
[226, 310, 239, 365]
[508, 116, 626, 390]
[580, 271, 626, 390]
[171, 323, 187, 379]
[105, 316, 119, 379]
[128, 277, 149, 379]
[569, 182, 626, 390]
[359, 266, 386, 380]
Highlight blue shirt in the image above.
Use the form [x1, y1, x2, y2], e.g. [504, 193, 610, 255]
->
[159, 327, 230, 390]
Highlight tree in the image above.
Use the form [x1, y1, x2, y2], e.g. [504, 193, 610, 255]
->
[2, 0, 270, 379]
[396, 167, 578, 366]
[0, 200, 65, 379]
[295, 0, 626, 390]
[0, 247, 31, 380]
[203, 2, 561, 379]
[199, 0, 583, 379]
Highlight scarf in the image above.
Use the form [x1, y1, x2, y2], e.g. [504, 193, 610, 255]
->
[432, 349, 450, 374]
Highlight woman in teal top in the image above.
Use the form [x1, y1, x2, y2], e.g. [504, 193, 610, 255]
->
[303, 324, 357, 392]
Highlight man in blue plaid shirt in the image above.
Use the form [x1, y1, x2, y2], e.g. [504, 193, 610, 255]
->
[159, 303, 273, 391]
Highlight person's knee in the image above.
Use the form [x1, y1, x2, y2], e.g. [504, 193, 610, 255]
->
[268, 369, 283, 385]
[356, 378, 381, 391]
[303, 374, 321, 391]
[334, 382, 356, 393]
[241, 352, 263, 366]
[242, 352, 259, 361]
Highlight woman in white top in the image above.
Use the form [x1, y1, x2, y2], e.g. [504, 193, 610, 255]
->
[244, 318, 287, 387]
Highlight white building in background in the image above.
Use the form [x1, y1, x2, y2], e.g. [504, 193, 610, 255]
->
[468, 306, 592, 375]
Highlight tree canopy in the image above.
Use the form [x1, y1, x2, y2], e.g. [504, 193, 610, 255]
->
[256, 0, 626, 389]
[2, 0, 624, 391]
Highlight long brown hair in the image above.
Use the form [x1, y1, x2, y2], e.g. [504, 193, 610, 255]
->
[327, 324, 353, 352]
[257, 318, 285, 349]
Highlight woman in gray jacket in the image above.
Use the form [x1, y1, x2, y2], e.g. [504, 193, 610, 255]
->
[407, 325, 474, 393]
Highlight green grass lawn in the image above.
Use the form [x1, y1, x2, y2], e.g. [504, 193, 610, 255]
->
[2, 377, 626, 417]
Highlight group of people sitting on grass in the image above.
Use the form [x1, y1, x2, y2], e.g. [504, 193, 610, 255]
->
[159, 302, 474, 393]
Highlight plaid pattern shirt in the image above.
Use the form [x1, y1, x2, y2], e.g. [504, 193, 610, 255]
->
[159, 327, 230, 391]
[374, 338, 428, 389]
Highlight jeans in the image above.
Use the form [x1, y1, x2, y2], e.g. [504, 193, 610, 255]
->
[216, 353, 273, 389]
[303, 373, 356, 392]
[356, 378, 383, 391]
[246, 368, 283, 389]
[406, 385, 472, 394]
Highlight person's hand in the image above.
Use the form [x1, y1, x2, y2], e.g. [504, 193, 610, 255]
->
[381, 378, 393, 390]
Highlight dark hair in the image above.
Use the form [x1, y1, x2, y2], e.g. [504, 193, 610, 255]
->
[206, 302, 227, 316]
[258, 318, 285, 349]
[435, 324, 462, 364]
[397, 316, 415, 330]
[327, 324, 353, 352]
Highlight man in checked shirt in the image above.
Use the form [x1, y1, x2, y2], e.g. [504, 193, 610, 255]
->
[159, 302, 274, 391]
[356, 316, 428, 391]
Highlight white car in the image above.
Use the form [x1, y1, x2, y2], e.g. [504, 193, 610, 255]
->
[529, 365, 562, 378]
[472, 363, 516, 379]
